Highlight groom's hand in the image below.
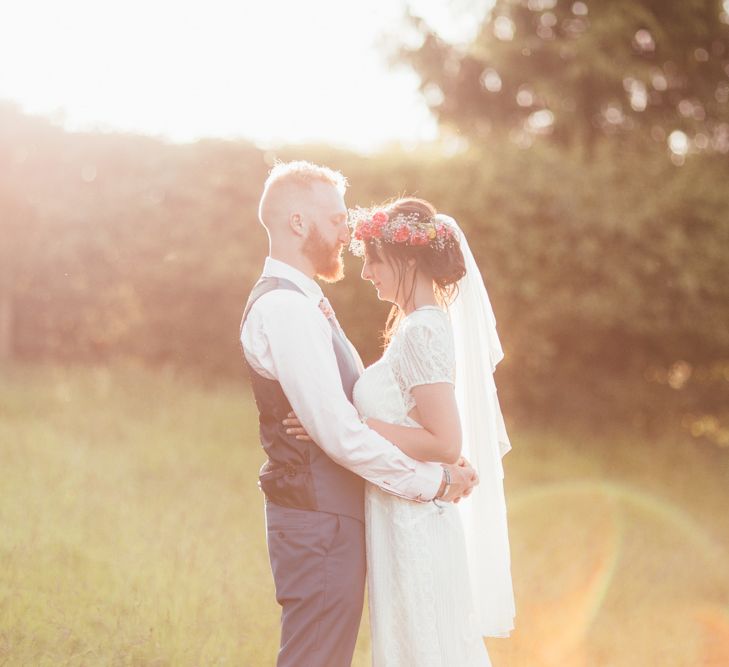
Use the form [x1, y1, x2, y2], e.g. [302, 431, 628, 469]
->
[439, 461, 479, 503]
[282, 411, 313, 441]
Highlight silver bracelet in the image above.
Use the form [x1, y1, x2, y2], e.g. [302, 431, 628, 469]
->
[435, 465, 451, 500]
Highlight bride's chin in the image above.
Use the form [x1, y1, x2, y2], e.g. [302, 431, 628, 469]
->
[377, 294, 397, 306]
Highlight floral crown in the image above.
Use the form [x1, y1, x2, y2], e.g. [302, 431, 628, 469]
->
[348, 207, 457, 257]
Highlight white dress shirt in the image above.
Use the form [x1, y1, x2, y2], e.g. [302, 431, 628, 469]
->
[241, 257, 443, 501]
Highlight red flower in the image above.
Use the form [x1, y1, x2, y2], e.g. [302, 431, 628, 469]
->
[412, 231, 429, 245]
[394, 225, 410, 243]
[360, 222, 375, 239]
[372, 210, 388, 224]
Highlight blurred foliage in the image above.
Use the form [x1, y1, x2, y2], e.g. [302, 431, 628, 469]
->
[0, 104, 269, 374]
[399, 0, 729, 154]
[2, 0, 729, 449]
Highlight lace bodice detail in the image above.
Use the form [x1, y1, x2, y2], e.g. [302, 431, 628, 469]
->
[387, 307, 456, 412]
[354, 307, 455, 422]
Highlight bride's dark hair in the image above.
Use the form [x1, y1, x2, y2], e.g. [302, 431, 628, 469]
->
[363, 197, 466, 345]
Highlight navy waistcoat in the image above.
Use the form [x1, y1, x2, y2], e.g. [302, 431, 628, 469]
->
[240, 277, 365, 523]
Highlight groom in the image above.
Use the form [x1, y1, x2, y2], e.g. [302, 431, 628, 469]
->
[240, 160, 478, 667]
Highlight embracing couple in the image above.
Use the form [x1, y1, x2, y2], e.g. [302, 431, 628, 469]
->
[240, 161, 515, 666]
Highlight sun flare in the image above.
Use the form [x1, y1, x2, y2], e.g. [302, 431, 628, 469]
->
[0, 0, 446, 151]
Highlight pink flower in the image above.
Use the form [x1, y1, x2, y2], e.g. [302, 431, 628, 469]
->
[372, 211, 388, 224]
[394, 225, 410, 243]
[371, 217, 387, 236]
[411, 231, 429, 245]
[358, 222, 374, 240]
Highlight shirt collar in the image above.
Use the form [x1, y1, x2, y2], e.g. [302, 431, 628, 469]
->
[262, 257, 324, 300]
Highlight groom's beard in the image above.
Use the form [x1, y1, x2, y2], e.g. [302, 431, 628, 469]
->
[303, 225, 345, 283]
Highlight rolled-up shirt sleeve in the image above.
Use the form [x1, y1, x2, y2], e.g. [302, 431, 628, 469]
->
[244, 290, 443, 501]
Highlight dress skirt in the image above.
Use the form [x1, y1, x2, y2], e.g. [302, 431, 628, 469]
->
[365, 483, 491, 667]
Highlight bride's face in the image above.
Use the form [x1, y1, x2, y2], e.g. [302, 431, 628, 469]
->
[361, 248, 403, 305]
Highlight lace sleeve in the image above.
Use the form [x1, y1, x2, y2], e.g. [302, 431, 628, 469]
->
[395, 311, 456, 394]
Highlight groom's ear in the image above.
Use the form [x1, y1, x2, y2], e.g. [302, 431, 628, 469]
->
[289, 212, 306, 237]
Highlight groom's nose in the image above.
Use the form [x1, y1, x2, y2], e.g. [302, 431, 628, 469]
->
[339, 222, 351, 245]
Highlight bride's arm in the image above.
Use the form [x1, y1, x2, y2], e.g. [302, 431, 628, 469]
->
[363, 382, 462, 464]
[283, 383, 462, 464]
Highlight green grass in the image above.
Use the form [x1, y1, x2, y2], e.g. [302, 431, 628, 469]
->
[0, 363, 727, 666]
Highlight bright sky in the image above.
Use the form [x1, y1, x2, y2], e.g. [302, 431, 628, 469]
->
[0, 0, 494, 152]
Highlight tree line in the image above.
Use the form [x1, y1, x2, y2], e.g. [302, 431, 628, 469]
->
[1, 103, 727, 441]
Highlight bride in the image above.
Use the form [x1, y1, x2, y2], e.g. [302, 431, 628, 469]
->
[288, 197, 515, 665]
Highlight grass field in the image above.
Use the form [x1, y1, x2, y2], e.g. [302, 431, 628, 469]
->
[1, 363, 728, 666]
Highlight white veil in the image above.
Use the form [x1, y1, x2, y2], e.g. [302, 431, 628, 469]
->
[437, 213, 516, 638]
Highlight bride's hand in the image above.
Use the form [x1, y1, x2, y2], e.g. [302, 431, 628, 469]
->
[282, 411, 313, 441]
[441, 460, 479, 503]
[456, 455, 479, 487]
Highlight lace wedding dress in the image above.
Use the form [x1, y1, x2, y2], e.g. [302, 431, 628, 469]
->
[353, 306, 491, 667]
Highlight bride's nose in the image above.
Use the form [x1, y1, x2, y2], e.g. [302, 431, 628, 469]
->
[361, 261, 371, 281]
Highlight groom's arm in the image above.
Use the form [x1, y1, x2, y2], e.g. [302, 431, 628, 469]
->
[243, 291, 443, 501]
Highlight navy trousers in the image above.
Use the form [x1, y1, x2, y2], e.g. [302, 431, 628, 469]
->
[265, 502, 366, 667]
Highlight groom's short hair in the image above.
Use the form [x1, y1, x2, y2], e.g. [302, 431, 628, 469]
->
[258, 160, 347, 226]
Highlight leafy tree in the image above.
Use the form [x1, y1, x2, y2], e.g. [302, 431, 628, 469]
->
[398, 0, 729, 153]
